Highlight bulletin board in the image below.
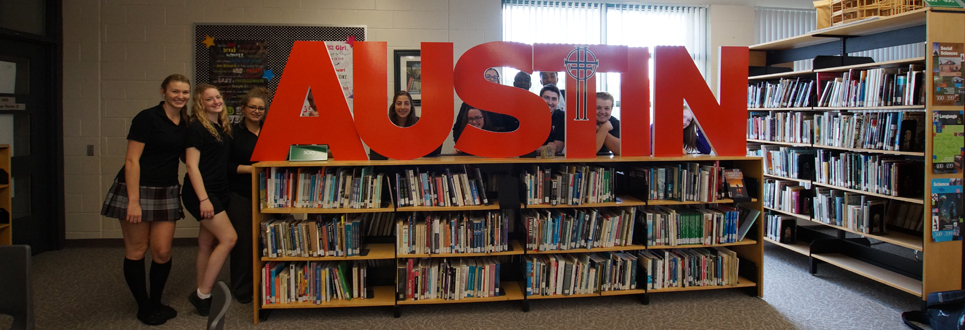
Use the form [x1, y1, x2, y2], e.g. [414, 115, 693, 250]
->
[194, 24, 366, 119]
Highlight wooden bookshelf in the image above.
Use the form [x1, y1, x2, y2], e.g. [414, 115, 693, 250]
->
[647, 239, 758, 250]
[809, 220, 923, 251]
[764, 237, 810, 256]
[746, 139, 812, 147]
[810, 144, 926, 156]
[810, 253, 922, 296]
[810, 181, 924, 204]
[398, 240, 525, 258]
[526, 245, 648, 254]
[748, 69, 814, 80]
[526, 292, 602, 300]
[261, 205, 395, 214]
[0, 145, 9, 246]
[397, 200, 500, 212]
[260, 243, 396, 261]
[397, 281, 524, 305]
[647, 276, 757, 293]
[764, 207, 811, 221]
[812, 105, 926, 111]
[763, 173, 812, 185]
[647, 198, 752, 206]
[524, 195, 645, 208]
[748, 107, 820, 111]
[260, 285, 397, 309]
[749, 8, 927, 51]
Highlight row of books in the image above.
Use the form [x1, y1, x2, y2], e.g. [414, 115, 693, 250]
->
[260, 260, 367, 305]
[637, 205, 752, 247]
[812, 188, 887, 234]
[815, 66, 925, 108]
[812, 111, 925, 152]
[259, 167, 387, 209]
[626, 164, 734, 202]
[395, 166, 489, 208]
[524, 252, 639, 296]
[765, 214, 797, 244]
[260, 214, 390, 258]
[522, 207, 637, 251]
[763, 179, 809, 215]
[396, 257, 501, 301]
[639, 247, 740, 289]
[815, 151, 924, 198]
[522, 165, 616, 206]
[746, 111, 813, 144]
[747, 78, 815, 108]
[757, 145, 816, 180]
[396, 211, 510, 255]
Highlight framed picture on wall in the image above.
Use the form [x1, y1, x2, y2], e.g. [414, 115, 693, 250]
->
[394, 49, 421, 105]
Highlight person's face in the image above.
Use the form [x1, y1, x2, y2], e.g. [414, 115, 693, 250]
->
[541, 72, 558, 86]
[467, 108, 485, 128]
[162, 82, 190, 109]
[202, 88, 223, 114]
[683, 108, 694, 129]
[484, 69, 499, 84]
[541, 91, 559, 111]
[596, 98, 613, 123]
[244, 97, 266, 123]
[394, 95, 412, 119]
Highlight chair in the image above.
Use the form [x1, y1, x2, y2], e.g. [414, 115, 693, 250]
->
[207, 281, 232, 330]
[0, 245, 33, 330]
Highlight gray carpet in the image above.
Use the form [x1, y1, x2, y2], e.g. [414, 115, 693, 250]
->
[14, 242, 920, 329]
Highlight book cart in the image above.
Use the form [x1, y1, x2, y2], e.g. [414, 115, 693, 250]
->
[0, 145, 10, 245]
[250, 155, 764, 323]
[746, 7, 963, 301]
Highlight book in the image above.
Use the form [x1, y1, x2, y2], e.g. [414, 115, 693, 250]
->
[724, 169, 748, 200]
[736, 204, 761, 241]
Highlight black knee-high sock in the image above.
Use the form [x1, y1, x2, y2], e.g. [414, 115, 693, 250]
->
[149, 259, 172, 307]
[123, 258, 150, 310]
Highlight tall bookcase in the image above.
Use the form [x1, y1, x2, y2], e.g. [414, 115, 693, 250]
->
[249, 155, 764, 323]
[0, 145, 9, 245]
[746, 8, 964, 300]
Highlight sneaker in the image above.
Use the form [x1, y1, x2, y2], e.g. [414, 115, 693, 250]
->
[136, 308, 167, 326]
[188, 291, 212, 316]
[156, 304, 177, 320]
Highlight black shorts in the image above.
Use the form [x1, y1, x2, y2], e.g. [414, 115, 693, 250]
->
[181, 186, 230, 221]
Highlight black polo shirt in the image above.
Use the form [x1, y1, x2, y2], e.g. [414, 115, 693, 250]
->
[183, 120, 231, 195]
[598, 116, 621, 155]
[228, 122, 259, 197]
[117, 102, 186, 187]
[545, 109, 566, 146]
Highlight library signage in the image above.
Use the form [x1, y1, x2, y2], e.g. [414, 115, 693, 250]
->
[251, 41, 749, 161]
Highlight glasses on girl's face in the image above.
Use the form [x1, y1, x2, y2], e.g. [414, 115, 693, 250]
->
[485, 75, 499, 82]
[468, 116, 484, 123]
[246, 105, 266, 112]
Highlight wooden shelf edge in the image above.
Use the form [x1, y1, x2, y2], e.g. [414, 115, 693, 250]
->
[253, 155, 766, 168]
[527, 245, 647, 254]
[648, 239, 759, 249]
[812, 144, 925, 156]
[647, 276, 757, 293]
[811, 252, 922, 296]
[398, 240, 525, 258]
[0, 224, 9, 230]
[524, 195, 644, 209]
[764, 237, 810, 256]
[600, 289, 647, 296]
[260, 286, 396, 308]
[261, 243, 396, 261]
[808, 220, 923, 251]
[397, 202, 500, 212]
[526, 292, 602, 299]
[261, 206, 395, 214]
[813, 57, 926, 73]
[810, 182, 924, 204]
[764, 207, 812, 221]
[748, 69, 814, 80]
[746, 139, 811, 147]
[763, 173, 812, 184]
[397, 281, 524, 305]
[812, 105, 926, 111]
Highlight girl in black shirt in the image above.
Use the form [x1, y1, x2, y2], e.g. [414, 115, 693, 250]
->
[225, 87, 270, 304]
[100, 74, 189, 325]
[182, 84, 237, 316]
[369, 91, 441, 159]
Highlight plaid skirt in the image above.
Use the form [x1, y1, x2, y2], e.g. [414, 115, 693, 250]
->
[101, 178, 184, 221]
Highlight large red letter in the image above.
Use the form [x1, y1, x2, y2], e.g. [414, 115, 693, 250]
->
[620, 47, 651, 157]
[251, 41, 366, 161]
[454, 42, 549, 158]
[653, 46, 748, 157]
[355, 42, 453, 160]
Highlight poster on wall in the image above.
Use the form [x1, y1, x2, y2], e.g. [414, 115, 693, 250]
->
[932, 110, 965, 174]
[326, 41, 354, 105]
[931, 42, 964, 106]
[931, 178, 963, 242]
[208, 39, 269, 120]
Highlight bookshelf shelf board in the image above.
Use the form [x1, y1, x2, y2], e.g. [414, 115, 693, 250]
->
[763, 174, 813, 185]
[811, 144, 926, 156]
[600, 289, 646, 296]
[748, 69, 814, 80]
[524, 195, 645, 209]
[0, 224, 8, 231]
[647, 276, 757, 293]
[260, 205, 395, 214]
[749, 9, 926, 51]
[808, 220, 923, 251]
[647, 198, 754, 206]
[810, 182, 924, 204]
[764, 207, 812, 221]
[398, 240, 525, 258]
[812, 105, 926, 111]
[748, 107, 819, 112]
[764, 237, 810, 256]
[397, 201, 500, 212]
[526, 292, 602, 300]
[254, 155, 762, 168]
[397, 281, 524, 305]
[746, 139, 812, 147]
[811, 253, 922, 296]
[526, 244, 647, 254]
[260, 243, 396, 261]
[260, 285, 396, 309]
[813, 57, 926, 73]
[0, 184, 7, 189]
[648, 239, 758, 249]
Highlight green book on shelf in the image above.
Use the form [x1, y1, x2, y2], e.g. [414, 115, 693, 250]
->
[336, 260, 353, 300]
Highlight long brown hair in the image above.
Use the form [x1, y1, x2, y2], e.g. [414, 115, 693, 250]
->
[161, 74, 191, 124]
[684, 121, 698, 152]
[388, 91, 418, 127]
[239, 87, 272, 127]
[191, 84, 232, 141]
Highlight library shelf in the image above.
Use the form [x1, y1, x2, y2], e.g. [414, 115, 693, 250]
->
[526, 291, 603, 300]
[748, 69, 814, 80]
[812, 105, 926, 111]
[526, 244, 647, 254]
[0, 184, 7, 189]
[260, 243, 396, 261]
[747, 107, 821, 112]
[809, 181, 924, 204]
[763, 173, 812, 185]
[260, 285, 397, 309]
[647, 198, 754, 206]
[749, 8, 927, 51]
[810, 253, 922, 296]
[763, 207, 811, 221]
[647, 276, 757, 293]
[396, 281, 525, 305]
[254, 155, 760, 168]
[810, 144, 925, 157]
[397, 240, 525, 258]
[812, 57, 925, 73]
[647, 239, 758, 250]
[600, 289, 646, 296]
[523, 195, 645, 209]
[0, 224, 8, 231]
[261, 204, 395, 214]
[397, 201, 500, 212]
[808, 220, 923, 251]
[746, 139, 811, 147]
[763, 237, 810, 256]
